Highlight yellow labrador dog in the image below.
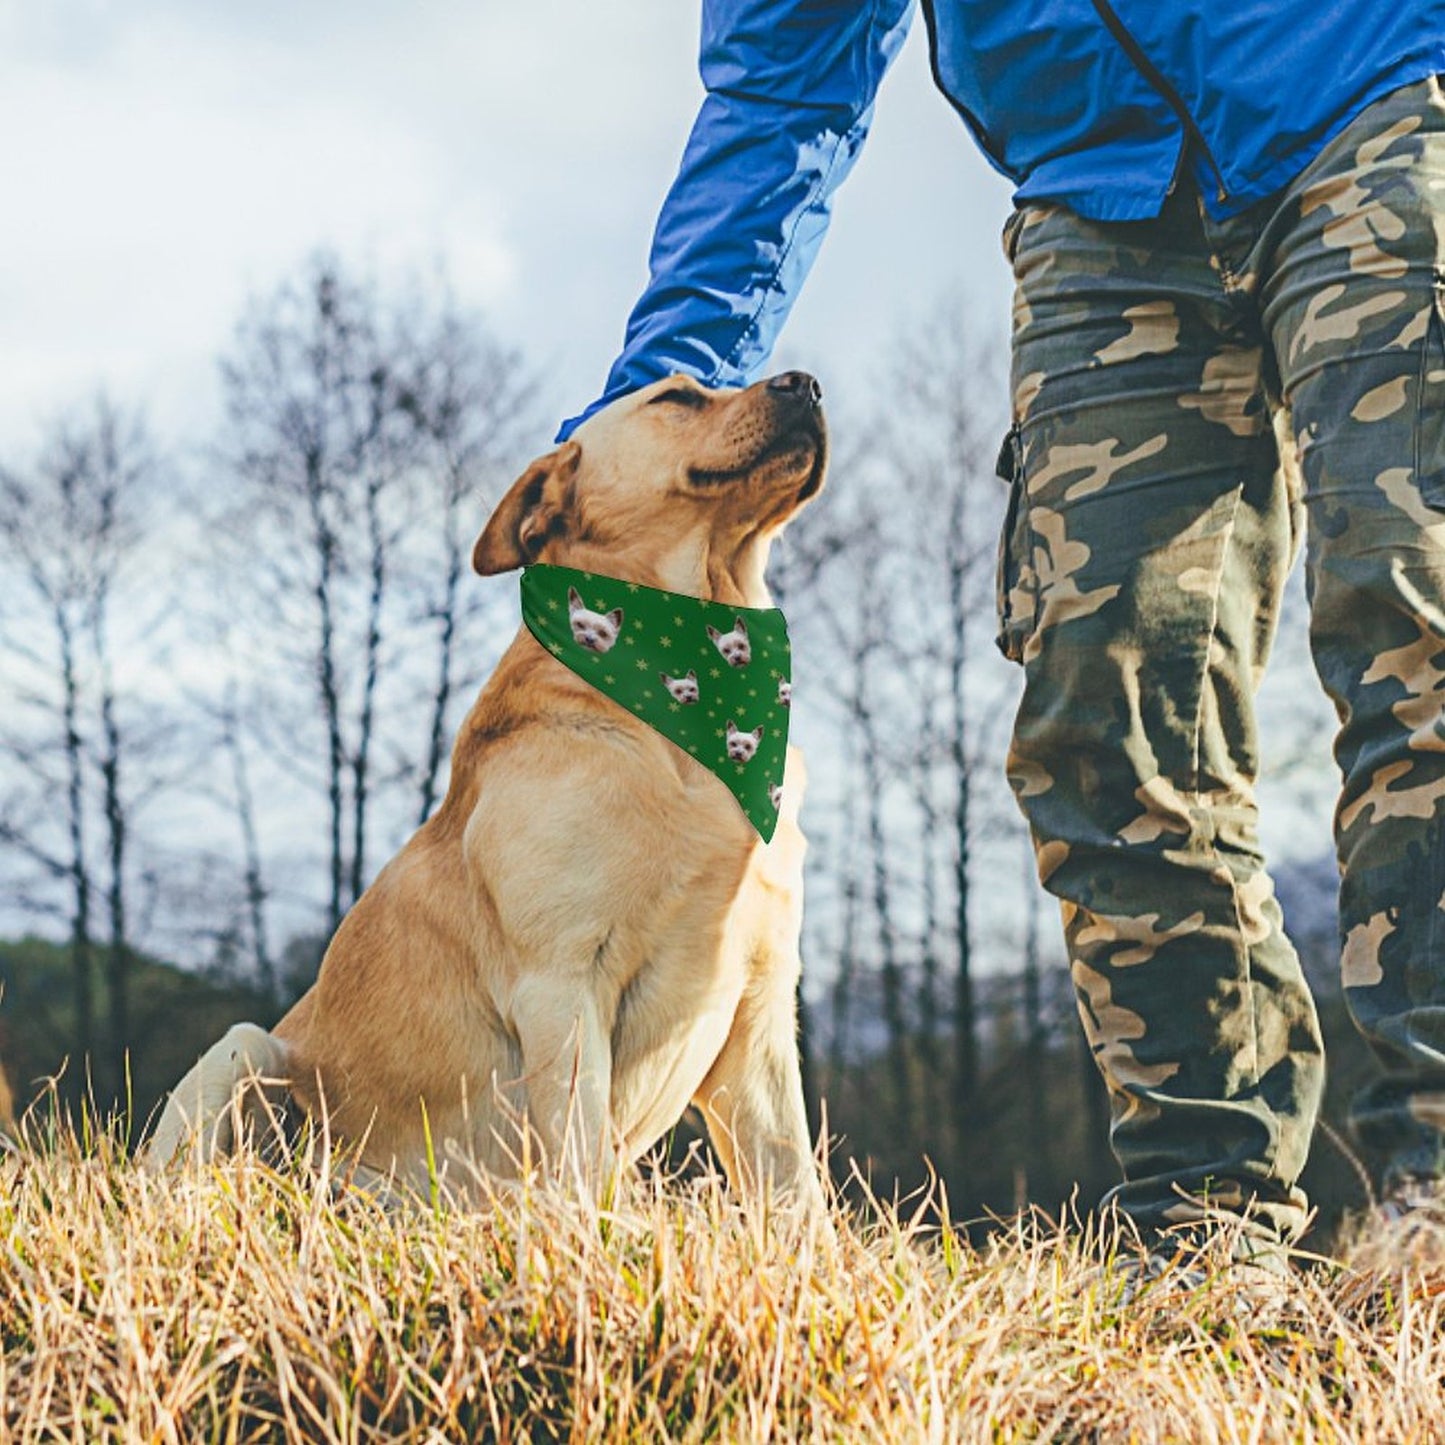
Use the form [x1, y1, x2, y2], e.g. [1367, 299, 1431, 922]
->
[148, 371, 827, 1210]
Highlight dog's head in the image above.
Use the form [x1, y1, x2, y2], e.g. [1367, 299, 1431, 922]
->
[472, 372, 827, 603]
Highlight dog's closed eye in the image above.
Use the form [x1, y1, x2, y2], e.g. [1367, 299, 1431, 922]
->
[649, 386, 706, 409]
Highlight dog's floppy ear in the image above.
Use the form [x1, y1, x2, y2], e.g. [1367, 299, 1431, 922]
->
[472, 442, 582, 576]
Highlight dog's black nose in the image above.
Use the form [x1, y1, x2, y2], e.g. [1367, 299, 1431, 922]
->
[767, 370, 822, 406]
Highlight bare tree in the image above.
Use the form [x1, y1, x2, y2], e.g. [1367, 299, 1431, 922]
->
[217, 261, 402, 931]
[0, 398, 159, 1099]
[825, 743, 865, 1080]
[874, 323, 1007, 1111]
[851, 595, 914, 1139]
[776, 309, 1040, 1187]
[78, 410, 155, 1094]
[910, 676, 947, 1128]
[219, 679, 276, 1001]
[210, 255, 539, 960]
[394, 302, 539, 825]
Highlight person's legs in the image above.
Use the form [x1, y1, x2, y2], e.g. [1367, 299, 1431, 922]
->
[1003, 193, 1324, 1243]
[1263, 76, 1445, 1188]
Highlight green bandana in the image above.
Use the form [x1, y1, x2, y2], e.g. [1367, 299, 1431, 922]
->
[520, 563, 792, 841]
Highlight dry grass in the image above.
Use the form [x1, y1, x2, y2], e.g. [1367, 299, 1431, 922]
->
[2, 1123, 1443, 1444]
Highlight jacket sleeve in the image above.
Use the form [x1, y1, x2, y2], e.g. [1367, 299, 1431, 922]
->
[557, 0, 915, 439]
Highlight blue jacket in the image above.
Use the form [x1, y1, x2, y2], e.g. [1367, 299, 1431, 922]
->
[560, 0, 1445, 437]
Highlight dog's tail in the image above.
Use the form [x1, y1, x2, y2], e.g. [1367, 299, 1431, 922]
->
[144, 1023, 292, 1169]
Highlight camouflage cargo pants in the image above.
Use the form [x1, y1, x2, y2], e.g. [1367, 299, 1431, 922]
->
[1001, 75, 1445, 1241]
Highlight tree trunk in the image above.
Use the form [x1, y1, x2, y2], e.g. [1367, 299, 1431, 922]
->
[417, 502, 463, 827]
[57, 607, 93, 1103]
[913, 683, 943, 1136]
[827, 767, 862, 1082]
[305, 454, 347, 936]
[946, 489, 977, 1109]
[853, 643, 912, 1142]
[93, 595, 129, 1105]
[349, 471, 387, 905]
[222, 687, 275, 1002]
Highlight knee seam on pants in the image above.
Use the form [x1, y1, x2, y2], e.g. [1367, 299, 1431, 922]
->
[1186, 484, 1243, 803]
[1188, 482, 1282, 1177]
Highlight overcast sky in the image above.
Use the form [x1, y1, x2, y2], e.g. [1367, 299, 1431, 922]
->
[0, 0, 1016, 448]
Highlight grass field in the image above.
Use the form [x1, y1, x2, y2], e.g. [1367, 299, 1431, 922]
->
[2, 1126, 1443, 1443]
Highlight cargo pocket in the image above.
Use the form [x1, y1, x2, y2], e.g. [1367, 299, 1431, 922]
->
[994, 425, 1037, 664]
[1415, 270, 1445, 507]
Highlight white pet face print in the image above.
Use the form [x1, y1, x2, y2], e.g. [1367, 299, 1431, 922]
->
[726, 719, 764, 763]
[777, 679, 791, 707]
[769, 782, 783, 810]
[660, 669, 700, 704]
[707, 617, 751, 668]
[567, 587, 624, 653]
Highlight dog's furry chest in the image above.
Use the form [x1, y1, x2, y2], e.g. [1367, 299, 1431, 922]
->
[508, 734, 785, 1157]
[602, 789, 810, 1159]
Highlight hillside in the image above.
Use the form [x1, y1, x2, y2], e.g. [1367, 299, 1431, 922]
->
[0, 936, 276, 1137]
[0, 1135, 1441, 1443]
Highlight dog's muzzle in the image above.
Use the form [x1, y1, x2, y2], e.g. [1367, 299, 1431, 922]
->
[764, 372, 827, 500]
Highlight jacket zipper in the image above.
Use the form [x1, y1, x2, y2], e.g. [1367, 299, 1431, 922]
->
[1088, 0, 1230, 204]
